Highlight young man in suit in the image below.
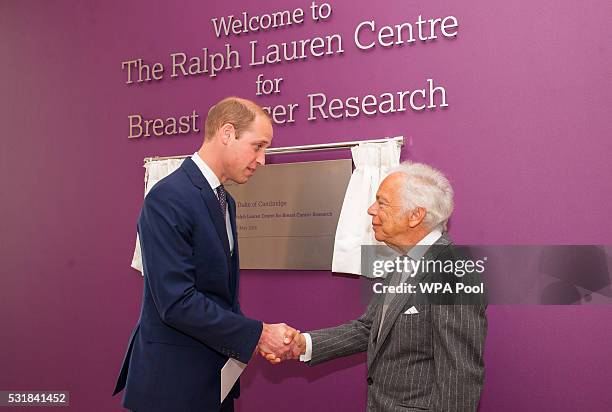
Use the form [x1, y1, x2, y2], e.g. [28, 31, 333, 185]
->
[114, 97, 298, 412]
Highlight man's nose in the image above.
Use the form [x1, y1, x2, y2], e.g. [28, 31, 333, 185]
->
[367, 202, 377, 216]
[257, 150, 266, 166]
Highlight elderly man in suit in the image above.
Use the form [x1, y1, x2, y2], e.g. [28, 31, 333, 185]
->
[272, 162, 487, 411]
[113, 97, 299, 412]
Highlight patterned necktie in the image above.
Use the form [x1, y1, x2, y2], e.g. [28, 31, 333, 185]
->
[216, 184, 227, 214]
[377, 256, 413, 338]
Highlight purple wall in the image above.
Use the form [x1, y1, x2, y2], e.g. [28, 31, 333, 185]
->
[2, 0, 611, 410]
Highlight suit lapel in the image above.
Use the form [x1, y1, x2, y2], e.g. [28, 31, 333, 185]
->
[368, 303, 385, 369]
[180, 158, 230, 258]
[369, 234, 452, 365]
[227, 193, 239, 297]
[371, 284, 412, 363]
[201, 188, 231, 257]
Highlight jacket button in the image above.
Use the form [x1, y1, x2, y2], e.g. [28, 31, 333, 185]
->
[367, 377, 373, 385]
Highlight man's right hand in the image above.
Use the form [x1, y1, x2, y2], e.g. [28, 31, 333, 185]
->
[260, 331, 307, 364]
[257, 323, 300, 363]
[289, 332, 306, 359]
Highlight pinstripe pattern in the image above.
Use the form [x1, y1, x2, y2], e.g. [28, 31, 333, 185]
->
[308, 235, 487, 411]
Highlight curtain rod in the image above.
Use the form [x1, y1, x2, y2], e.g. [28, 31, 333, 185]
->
[143, 135, 403, 164]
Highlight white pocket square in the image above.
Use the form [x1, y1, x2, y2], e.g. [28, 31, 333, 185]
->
[404, 306, 419, 315]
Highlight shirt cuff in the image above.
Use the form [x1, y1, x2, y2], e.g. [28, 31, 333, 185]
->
[299, 333, 313, 362]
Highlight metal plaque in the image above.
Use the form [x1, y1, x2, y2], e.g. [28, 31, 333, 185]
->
[225, 159, 352, 270]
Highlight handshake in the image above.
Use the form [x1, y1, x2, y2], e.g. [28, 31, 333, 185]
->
[256, 323, 306, 364]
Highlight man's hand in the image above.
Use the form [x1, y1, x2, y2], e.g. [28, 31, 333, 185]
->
[261, 331, 307, 364]
[257, 323, 299, 364]
[290, 332, 306, 359]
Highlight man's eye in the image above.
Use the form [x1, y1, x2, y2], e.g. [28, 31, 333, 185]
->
[254, 144, 263, 151]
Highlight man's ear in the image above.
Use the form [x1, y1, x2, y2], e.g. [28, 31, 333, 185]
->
[219, 123, 235, 145]
[408, 207, 426, 228]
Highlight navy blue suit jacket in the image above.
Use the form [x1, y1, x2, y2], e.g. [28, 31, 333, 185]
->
[113, 158, 263, 411]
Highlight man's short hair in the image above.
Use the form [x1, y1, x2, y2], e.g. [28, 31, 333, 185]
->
[388, 161, 454, 230]
[204, 97, 269, 140]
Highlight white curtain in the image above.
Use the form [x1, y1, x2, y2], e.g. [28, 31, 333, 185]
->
[331, 141, 401, 276]
[131, 158, 184, 273]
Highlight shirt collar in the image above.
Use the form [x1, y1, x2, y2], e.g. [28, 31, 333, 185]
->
[406, 227, 443, 260]
[191, 152, 221, 191]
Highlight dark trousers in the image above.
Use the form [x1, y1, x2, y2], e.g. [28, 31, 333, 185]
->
[131, 399, 233, 412]
[220, 398, 234, 412]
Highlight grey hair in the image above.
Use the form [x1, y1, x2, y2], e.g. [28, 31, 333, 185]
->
[386, 161, 454, 230]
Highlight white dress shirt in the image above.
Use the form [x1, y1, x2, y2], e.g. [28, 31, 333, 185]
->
[191, 152, 234, 254]
[300, 228, 443, 362]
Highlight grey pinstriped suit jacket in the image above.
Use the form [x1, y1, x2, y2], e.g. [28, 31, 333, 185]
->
[308, 235, 487, 411]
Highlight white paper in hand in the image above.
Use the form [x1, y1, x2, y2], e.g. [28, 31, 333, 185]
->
[220, 358, 247, 403]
